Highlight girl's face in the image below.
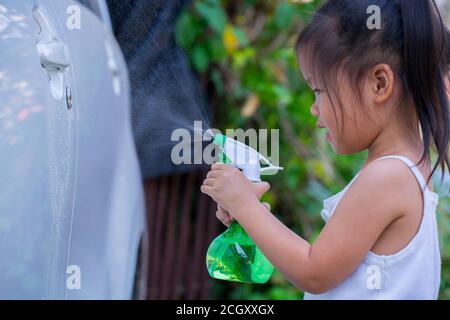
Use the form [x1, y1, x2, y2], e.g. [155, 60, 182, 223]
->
[299, 56, 383, 155]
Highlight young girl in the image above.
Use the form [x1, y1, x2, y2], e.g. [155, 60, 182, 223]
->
[201, 0, 450, 299]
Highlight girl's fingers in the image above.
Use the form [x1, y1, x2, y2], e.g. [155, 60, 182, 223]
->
[206, 171, 220, 179]
[218, 205, 234, 224]
[253, 182, 270, 199]
[218, 205, 232, 219]
[202, 178, 216, 186]
[200, 185, 213, 196]
[216, 210, 230, 227]
[211, 163, 229, 171]
[216, 206, 227, 219]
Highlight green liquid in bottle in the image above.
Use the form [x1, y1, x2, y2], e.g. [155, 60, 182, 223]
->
[206, 221, 273, 283]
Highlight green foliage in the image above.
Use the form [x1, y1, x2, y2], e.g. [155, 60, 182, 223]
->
[176, 0, 450, 300]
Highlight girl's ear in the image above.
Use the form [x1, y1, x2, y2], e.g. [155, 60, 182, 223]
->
[369, 64, 395, 104]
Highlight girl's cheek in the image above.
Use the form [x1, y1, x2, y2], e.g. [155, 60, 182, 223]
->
[321, 106, 336, 130]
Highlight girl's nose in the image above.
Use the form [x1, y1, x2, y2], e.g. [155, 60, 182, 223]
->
[310, 104, 319, 117]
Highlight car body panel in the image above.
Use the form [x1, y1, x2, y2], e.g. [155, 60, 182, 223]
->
[0, 0, 145, 299]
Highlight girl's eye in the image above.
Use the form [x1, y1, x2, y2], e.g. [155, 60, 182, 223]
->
[313, 89, 322, 97]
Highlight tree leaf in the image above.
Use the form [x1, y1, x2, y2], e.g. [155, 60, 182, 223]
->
[195, 1, 227, 34]
[191, 45, 209, 72]
[223, 24, 240, 53]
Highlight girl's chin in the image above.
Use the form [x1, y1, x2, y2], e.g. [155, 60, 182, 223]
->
[325, 133, 341, 153]
[325, 132, 336, 147]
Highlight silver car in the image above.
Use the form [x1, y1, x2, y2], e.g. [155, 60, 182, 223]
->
[0, 0, 147, 299]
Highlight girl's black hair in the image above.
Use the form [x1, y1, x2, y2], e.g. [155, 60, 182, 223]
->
[296, 0, 450, 188]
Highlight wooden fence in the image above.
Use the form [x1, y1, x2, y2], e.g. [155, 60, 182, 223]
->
[144, 169, 220, 299]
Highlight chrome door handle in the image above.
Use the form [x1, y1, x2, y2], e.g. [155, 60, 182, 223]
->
[37, 40, 70, 70]
[32, 5, 71, 100]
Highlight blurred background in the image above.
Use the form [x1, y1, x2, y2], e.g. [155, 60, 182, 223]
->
[174, 0, 450, 300]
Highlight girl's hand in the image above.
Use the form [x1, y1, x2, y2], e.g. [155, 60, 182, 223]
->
[217, 202, 271, 227]
[201, 163, 270, 218]
[216, 180, 271, 227]
[216, 205, 234, 227]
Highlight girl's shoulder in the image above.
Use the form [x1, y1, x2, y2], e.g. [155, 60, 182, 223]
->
[347, 156, 426, 222]
[345, 156, 435, 256]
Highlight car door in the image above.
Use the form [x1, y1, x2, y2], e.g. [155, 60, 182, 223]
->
[42, 0, 146, 299]
[0, 0, 76, 299]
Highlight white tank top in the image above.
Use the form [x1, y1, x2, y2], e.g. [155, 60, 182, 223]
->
[304, 155, 441, 300]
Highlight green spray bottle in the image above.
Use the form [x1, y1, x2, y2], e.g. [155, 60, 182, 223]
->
[205, 133, 283, 283]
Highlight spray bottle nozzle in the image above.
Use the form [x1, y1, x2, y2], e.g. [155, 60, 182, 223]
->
[203, 129, 216, 142]
[209, 133, 283, 182]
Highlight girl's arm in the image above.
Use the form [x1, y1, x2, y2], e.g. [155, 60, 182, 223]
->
[202, 160, 411, 293]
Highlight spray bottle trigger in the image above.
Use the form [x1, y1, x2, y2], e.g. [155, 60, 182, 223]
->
[260, 166, 283, 176]
[257, 153, 283, 175]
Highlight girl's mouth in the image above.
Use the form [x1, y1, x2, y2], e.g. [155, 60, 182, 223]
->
[316, 122, 326, 129]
